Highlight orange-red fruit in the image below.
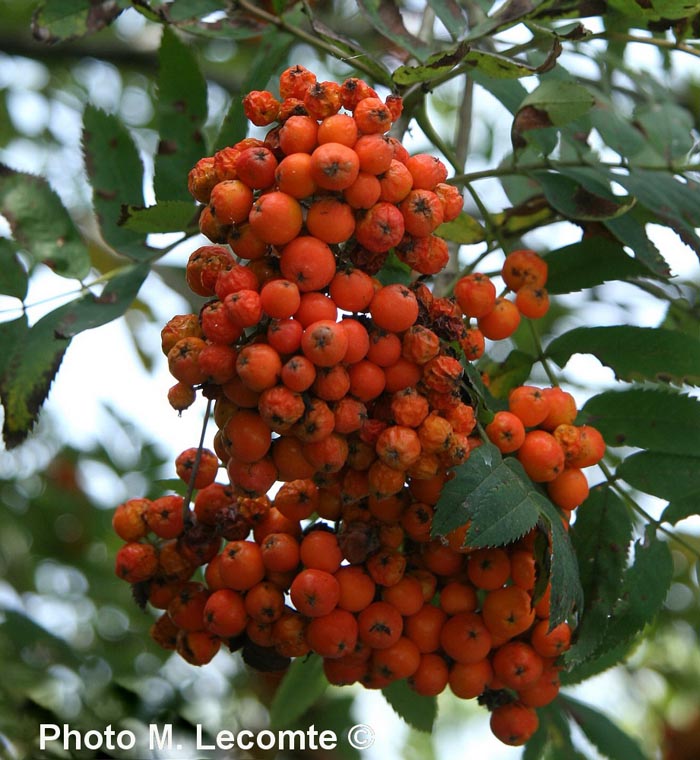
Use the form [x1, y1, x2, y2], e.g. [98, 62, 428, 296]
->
[369, 284, 419, 334]
[517, 430, 566, 482]
[489, 703, 539, 747]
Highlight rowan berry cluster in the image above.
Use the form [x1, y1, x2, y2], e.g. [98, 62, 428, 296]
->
[113, 64, 605, 748]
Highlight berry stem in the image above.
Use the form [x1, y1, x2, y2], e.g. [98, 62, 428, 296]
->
[597, 460, 700, 560]
[181, 395, 214, 525]
[528, 320, 560, 388]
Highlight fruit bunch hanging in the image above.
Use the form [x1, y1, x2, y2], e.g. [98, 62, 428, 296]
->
[112, 64, 605, 748]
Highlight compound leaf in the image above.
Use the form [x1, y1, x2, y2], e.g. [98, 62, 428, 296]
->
[0, 238, 28, 300]
[432, 443, 542, 549]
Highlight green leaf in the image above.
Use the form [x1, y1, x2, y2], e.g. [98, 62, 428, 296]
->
[580, 389, 700, 455]
[393, 40, 561, 85]
[381, 679, 436, 733]
[0, 238, 28, 300]
[0, 263, 148, 448]
[605, 530, 673, 648]
[662, 297, 700, 341]
[617, 451, 700, 502]
[533, 170, 635, 221]
[0, 315, 28, 383]
[477, 349, 534, 400]
[159, 0, 227, 22]
[31, 0, 126, 43]
[268, 655, 327, 730]
[83, 106, 149, 259]
[590, 99, 648, 160]
[603, 210, 671, 278]
[561, 696, 649, 760]
[392, 41, 470, 86]
[428, 0, 468, 38]
[607, 0, 700, 21]
[545, 237, 651, 294]
[376, 251, 412, 286]
[634, 102, 695, 162]
[432, 443, 543, 548]
[214, 31, 296, 151]
[466, 0, 554, 41]
[119, 201, 199, 234]
[660, 495, 700, 526]
[518, 80, 595, 127]
[435, 213, 485, 245]
[546, 326, 700, 386]
[612, 170, 700, 256]
[154, 28, 208, 202]
[567, 486, 633, 666]
[356, 0, 434, 61]
[0, 166, 91, 279]
[537, 497, 583, 626]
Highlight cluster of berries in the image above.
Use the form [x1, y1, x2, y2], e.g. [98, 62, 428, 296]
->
[113, 65, 604, 748]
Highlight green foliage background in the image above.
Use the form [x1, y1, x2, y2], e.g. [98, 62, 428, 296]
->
[1, 1, 700, 758]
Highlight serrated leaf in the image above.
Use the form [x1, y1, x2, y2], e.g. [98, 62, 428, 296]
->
[0, 238, 28, 300]
[545, 237, 651, 294]
[581, 389, 700, 455]
[83, 106, 149, 259]
[567, 486, 633, 666]
[618, 451, 700, 502]
[477, 349, 534, 400]
[32, 0, 126, 43]
[0, 315, 28, 383]
[0, 263, 148, 448]
[613, 170, 700, 256]
[604, 530, 673, 648]
[432, 443, 543, 548]
[435, 213, 485, 245]
[608, 0, 700, 20]
[546, 326, 700, 386]
[268, 655, 327, 730]
[154, 28, 208, 202]
[381, 679, 436, 733]
[0, 166, 91, 279]
[538, 497, 583, 626]
[356, 0, 433, 61]
[532, 170, 635, 221]
[660, 496, 700, 526]
[119, 201, 199, 234]
[561, 696, 649, 760]
[603, 210, 671, 278]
